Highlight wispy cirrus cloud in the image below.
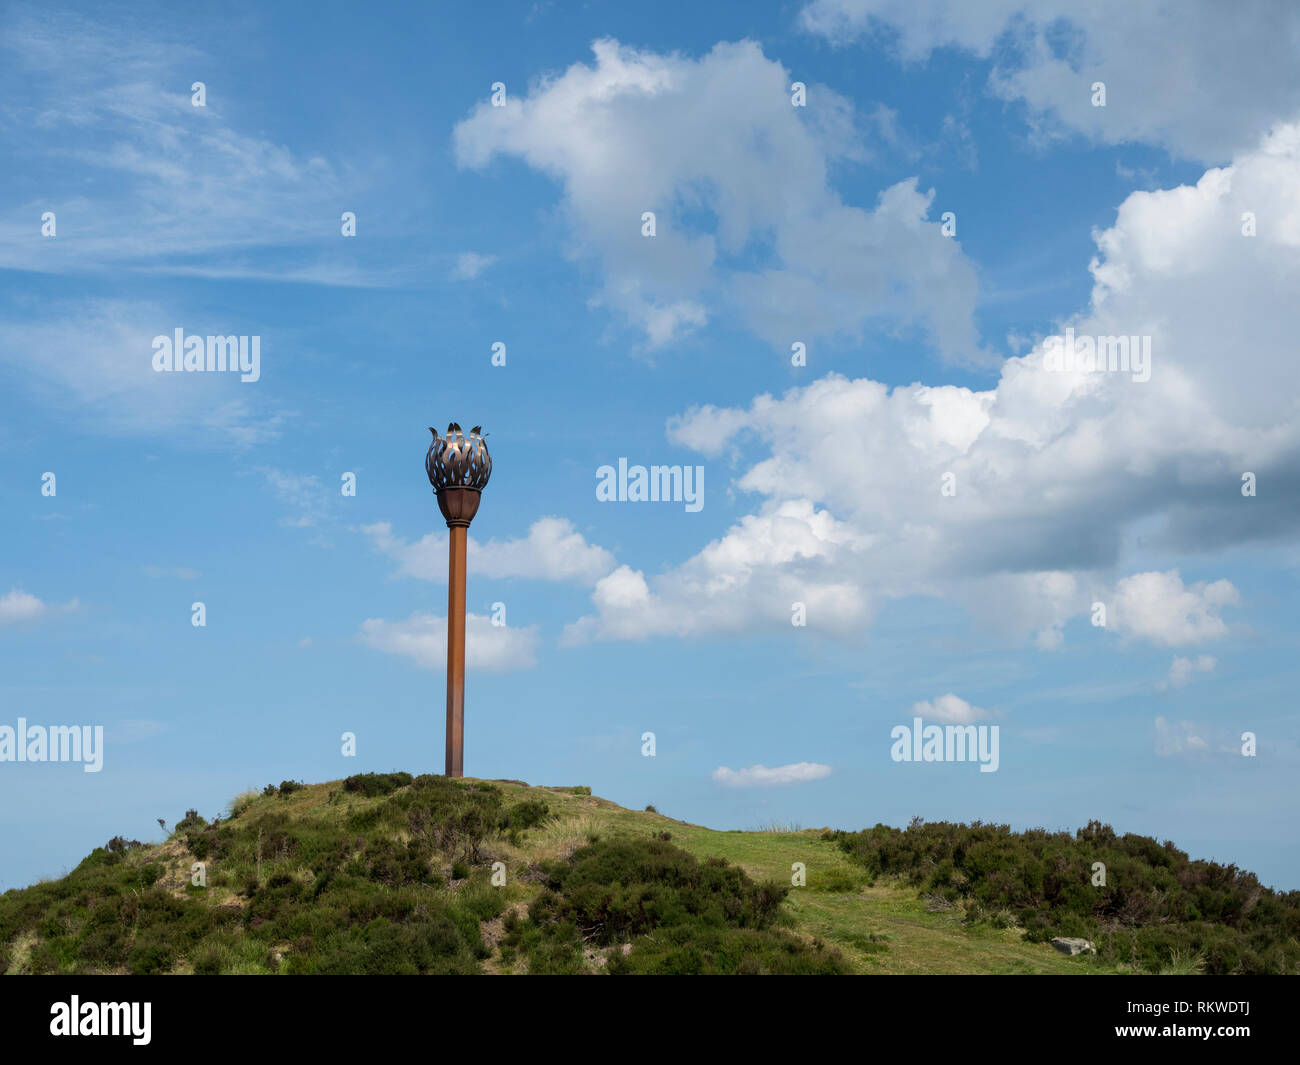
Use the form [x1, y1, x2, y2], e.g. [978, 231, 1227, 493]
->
[450, 252, 497, 281]
[1154, 716, 1211, 758]
[258, 468, 330, 528]
[712, 762, 832, 787]
[142, 565, 200, 580]
[0, 299, 283, 443]
[0, 11, 392, 285]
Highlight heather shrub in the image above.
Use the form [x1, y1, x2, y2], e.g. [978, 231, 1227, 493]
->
[511, 836, 848, 975]
[833, 819, 1300, 974]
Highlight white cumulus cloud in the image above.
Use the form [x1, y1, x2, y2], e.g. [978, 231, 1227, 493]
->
[0, 589, 78, 625]
[569, 123, 1300, 647]
[799, 0, 1300, 162]
[454, 38, 985, 360]
[910, 693, 991, 724]
[1112, 572, 1239, 648]
[357, 611, 539, 672]
[364, 517, 615, 585]
[1158, 654, 1217, 691]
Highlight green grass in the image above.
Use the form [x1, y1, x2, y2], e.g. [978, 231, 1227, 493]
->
[1, 774, 1252, 975]
[562, 812, 1109, 974]
[828, 820, 1300, 974]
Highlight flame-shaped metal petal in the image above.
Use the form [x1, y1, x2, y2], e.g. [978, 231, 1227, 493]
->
[426, 422, 492, 491]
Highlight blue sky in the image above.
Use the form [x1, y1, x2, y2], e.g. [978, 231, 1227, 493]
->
[3, 0, 1299, 892]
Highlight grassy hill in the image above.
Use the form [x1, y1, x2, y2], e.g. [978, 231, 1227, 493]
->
[2, 773, 1295, 975]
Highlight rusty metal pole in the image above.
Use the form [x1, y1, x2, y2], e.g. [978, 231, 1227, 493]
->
[445, 522, 467, 777]
[425, 424, 491, 780]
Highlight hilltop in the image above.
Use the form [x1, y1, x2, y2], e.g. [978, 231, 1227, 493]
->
[1, 774, 1295, 975]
